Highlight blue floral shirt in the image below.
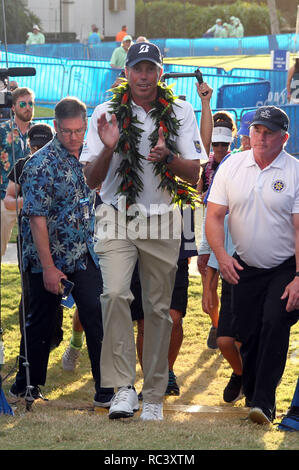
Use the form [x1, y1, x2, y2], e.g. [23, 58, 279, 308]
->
[20, 135, 99, 273]
[0, 119, 33, 199]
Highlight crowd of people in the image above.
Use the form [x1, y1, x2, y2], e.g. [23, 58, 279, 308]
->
[203, 16, 244, 39]
[0, 39, 298, 426]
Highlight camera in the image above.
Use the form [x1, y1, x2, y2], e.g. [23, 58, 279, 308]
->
[0, 70, 12, 108]
[0, 67, 36, 108]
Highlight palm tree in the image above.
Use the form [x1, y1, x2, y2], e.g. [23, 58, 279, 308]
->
[267, 0, 280, 35]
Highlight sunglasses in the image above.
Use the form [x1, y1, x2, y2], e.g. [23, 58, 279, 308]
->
[18, 101, 34, 109]
[212, 142, 229, 147]
[58, 127, 86, 137]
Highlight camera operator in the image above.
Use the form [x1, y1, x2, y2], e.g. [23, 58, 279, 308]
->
[0, 86, 35, 256]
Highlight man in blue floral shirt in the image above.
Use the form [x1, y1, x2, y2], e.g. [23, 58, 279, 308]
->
[10, 97, 114, 407]
[0, 87, 34, 255]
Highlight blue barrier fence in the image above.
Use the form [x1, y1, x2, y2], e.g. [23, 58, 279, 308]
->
[30, 104, 299, 157]
[1, 51, 290, 107]
[1, 50, 297, 155]
[216, 80, 271, 109]
[229, 68, 288, 106]
[67, 65, 119, 110]
[1, 33, 298, 59]
[164, 73, 264, 110]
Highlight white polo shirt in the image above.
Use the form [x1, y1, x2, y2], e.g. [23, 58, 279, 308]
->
[208, 149, 299, 268]
[80, 98, 206, 215]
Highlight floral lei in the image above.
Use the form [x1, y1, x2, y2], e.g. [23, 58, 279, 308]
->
[109, 80, 199, 209]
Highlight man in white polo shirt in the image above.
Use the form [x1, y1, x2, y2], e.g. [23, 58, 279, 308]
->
[81, 42, 210, 421]
[205, 106, 299, 425]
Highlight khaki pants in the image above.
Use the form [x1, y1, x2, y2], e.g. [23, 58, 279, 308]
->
[1, 200, 17, 256]
[95, 204, 182, 403]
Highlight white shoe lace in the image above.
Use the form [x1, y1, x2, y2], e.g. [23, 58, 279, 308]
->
[142, 402, 162, 419]
[111, 386, 132, 405]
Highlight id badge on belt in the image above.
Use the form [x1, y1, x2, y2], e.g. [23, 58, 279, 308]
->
[80, 197, 90, 220]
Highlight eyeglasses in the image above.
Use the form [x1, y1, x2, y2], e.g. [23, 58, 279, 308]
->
[59, 127, 86, 136]
[212, 142, 230, 147]
[18, 101, 34, 108]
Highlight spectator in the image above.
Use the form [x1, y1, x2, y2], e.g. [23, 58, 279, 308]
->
[9, 97, 114, 407]
[4, 124, 63, 350]
[136, 36, 148, 43]
[26, 25, 45, 45]
[231, 110, 256, 153]
[110, 35, 133, 69]
[206, 105, 299, 424]
[88, 25, 102, 45]
[227, 16, 236, 37]
[204, 215, 243, 404]
[287, 54, 299, 104]
[203, 19, 223, 38]
[197, 111, 237, 349]
[230, 17, 244, 38]
[135, 73, 213, 396]
[81, 42, 209, 421]
[219, 23, 230, 39]
[0, 87, 34, 256]
[202, 112, 254, 403]
[115, 25, 128, 43]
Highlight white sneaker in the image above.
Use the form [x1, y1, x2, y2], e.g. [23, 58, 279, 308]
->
[108, 385, 139, 419]
[140, 402, 163, 421]
[61, 345, 80, 371]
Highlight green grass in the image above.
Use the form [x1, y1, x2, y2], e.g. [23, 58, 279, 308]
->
[164, 52, 299, 71]
[0, 264, 298, 450]
[34, 105, 54, 119]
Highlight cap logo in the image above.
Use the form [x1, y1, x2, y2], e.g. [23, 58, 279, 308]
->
[138, 44, 150, 54]
[260, 109, 271, 119]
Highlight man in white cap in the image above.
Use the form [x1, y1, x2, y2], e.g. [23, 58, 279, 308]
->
[110, 35, 133, 69]
[229, 16, 244, 38]
[26, 25, 45, 45]
[204, 18, 223, 38]
[205, 105, 299, 425]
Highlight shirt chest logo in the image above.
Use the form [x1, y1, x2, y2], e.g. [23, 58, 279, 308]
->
[272, 179, 286, 193]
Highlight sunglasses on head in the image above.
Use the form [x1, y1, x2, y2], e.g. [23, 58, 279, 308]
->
[212, 142, 229, 147]
[18, 101, 34, 108]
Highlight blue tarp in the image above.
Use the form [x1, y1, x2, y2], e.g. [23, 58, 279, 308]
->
[1, 33, 298, 59]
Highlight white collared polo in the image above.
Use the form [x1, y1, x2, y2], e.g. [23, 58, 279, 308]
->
[208, 149, 299, 268]
[80, 98, 206, 216]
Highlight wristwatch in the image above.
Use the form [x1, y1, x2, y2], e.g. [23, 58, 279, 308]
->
[165, 151, 175, 164]
[295, 272, 299, 277]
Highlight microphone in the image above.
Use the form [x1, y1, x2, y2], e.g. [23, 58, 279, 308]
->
[7, 67, 36, 77]
[0, 67, 36, 77]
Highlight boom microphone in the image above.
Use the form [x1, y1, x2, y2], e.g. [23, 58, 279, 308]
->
[0, 67, 36, 77]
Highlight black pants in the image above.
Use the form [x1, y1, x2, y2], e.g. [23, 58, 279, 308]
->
[15, 255, 104, 393]
[232, 254, 299, 414]
[17, 234, 63, 350]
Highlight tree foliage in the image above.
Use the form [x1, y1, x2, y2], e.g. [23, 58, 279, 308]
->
[136, 0, 289, 38]
[0, 0, 40, 44]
